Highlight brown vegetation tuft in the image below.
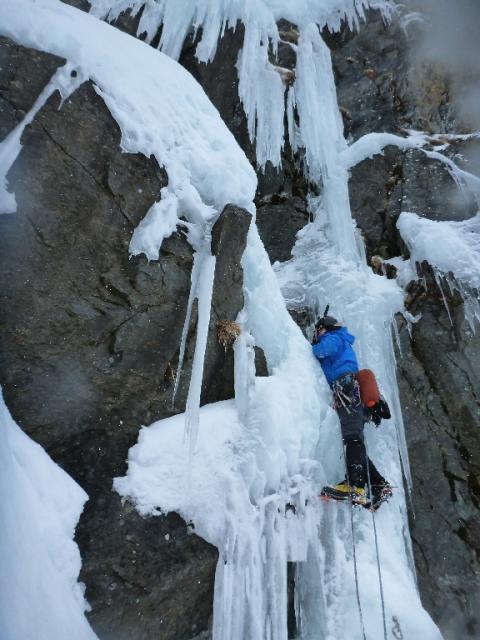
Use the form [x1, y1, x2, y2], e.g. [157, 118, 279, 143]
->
[217, 320, 241, 350]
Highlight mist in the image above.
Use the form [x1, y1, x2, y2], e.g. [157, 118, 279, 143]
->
[408, 0, 480, 130]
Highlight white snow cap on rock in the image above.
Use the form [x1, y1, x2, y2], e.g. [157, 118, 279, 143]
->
[398, 211, 480, 329]
[0, 389, 97, 640]
[0, 0, 257, 258]
[398, 210, 480, 290]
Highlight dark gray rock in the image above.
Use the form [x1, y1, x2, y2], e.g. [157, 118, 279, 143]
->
[349, 146, 404, 259]
[452, 137, 480, 177]
[330, 11, 406, 142]
[62, 0, 91, 11]
[330, 9, 454, 139]
[395, 269, 480, 639]
[0, 37, 64, 137]
[333, 11, 476, 261]
[350, 144, 477, 261]
[202, 204, 252, 404]
[254, 346, 269, 377]
[0, 40, 250, 640]
[256, 196, 309, 264]
[79, 499, 216, 640]
[391, 148, 477, 222]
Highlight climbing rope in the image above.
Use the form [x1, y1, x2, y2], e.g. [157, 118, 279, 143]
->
[342, 443, 367, 640]
[365, 442, 388, 640]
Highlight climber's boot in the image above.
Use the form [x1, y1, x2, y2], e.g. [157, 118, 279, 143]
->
[320, 482, 367, 506]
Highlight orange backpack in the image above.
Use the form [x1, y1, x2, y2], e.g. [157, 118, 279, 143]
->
[356, 369, 380, 408]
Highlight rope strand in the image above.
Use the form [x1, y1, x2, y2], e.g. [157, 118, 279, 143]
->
[342, 443, 367, 640]
[365, 442, 388, 640]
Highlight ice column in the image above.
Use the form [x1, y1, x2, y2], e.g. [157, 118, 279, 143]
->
[293, 23, 360, 264]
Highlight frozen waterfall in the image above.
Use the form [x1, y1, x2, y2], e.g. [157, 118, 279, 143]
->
[0, 0, 448, 639]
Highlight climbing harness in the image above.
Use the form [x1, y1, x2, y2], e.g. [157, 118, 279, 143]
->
[332, 374, 361, 413]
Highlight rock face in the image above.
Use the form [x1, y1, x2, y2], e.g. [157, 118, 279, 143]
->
[330, 11, 478, 259]
[395, 269, 480, 638]
[0, 36, 251, 640]
[329, 11, 480, 639]
[256, 195, 309, 264]
[2, 5, 480, 640]
[203, 204, 252, 403]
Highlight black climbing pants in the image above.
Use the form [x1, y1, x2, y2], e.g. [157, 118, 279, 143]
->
[334, 373, 386, 489]
[344, 436, 386, 488]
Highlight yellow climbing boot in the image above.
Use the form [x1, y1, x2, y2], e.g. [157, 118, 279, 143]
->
[320, 482, 366, 505]
[351, 486, 367, 505]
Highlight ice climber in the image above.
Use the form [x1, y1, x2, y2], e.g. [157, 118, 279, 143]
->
[311, 313, 392, 510]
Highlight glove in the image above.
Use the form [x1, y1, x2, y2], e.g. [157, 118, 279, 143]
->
[369, 406, 382, 426]
[378, 397, 391, 420]
[367, 397, 391, 427]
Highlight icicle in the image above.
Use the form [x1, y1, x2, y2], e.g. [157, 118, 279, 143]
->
[236, 20, 285, 168]
[184, 251, 216, 455]
[400, 309, 421, 341]
[286, 85, 299, 154]
[392, 316, 402, 357]
[171, 252, 202, 408]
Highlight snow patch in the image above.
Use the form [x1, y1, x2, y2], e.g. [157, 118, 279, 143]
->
[398, 211, 480, 329]
[398, 211, 480, 291]
[0, 0, 257, 256]
[339, 130, 428, 169]
[0, 389, 97, 640]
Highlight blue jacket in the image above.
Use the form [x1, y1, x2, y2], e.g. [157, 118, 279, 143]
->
[312, 327, 359, 386]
